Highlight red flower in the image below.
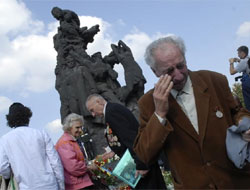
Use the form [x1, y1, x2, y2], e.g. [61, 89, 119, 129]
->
[108, 128, 112, 134]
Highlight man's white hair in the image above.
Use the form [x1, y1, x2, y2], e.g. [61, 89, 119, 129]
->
[144, 35, 186, 69]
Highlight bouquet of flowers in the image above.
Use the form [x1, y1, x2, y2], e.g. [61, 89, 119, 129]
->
[161, 168, 174, 190]
[91, 154, 131, 189]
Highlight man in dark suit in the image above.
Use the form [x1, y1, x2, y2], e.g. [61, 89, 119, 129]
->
[86, 94, 166, 189]
[133, 35, 250, 189]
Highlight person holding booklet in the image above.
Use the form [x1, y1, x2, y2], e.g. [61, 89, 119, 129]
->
[85, 94, 166, 189]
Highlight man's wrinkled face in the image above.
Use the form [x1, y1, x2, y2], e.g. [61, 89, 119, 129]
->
[152, 43, 188, 91]
[86, 98, 104, 117]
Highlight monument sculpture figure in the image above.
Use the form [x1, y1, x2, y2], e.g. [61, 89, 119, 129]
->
[110, 40, 146, 117]
[51, 7, 147, 157]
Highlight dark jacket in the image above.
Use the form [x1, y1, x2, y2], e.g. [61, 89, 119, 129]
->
[105, 102, 166, 189]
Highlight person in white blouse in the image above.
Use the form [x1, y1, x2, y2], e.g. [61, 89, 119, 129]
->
[0, 102, 65, 190]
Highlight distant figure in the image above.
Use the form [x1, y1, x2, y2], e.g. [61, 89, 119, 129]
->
[229, 46, 250, 111]
[86, 94, 166, 189]
[0, 103, 64, 190]
[56, 113, 96, 190]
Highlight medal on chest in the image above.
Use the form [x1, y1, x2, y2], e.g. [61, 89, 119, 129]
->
[105, 124, 121, 147]
[215, 106, 223, 118]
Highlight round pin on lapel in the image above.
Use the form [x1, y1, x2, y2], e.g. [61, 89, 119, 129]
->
[216, 110, 223, 118]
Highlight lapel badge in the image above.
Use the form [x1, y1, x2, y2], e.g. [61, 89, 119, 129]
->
[215, 106, 223, 118]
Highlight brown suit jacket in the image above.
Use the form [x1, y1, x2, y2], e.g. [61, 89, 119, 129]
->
[134, 70, 250, 189]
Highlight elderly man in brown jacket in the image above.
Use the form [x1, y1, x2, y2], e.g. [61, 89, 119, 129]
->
[133, 35, 250, 189]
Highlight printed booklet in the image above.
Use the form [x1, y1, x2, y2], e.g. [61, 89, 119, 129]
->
[111, 149, 141, 188]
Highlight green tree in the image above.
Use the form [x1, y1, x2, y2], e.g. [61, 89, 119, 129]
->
[231, 82, 245, 107]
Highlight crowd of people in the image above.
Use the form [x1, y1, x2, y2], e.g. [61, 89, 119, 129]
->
[1, 35, 250, 190]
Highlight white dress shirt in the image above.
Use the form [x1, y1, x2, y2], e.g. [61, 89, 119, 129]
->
[103, 102, 107, 117]
[171, 76, 199, 133]
[0, 127, 65, 190]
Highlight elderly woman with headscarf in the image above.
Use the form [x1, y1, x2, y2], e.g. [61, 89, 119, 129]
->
[55, 113, 96, 190]
[0, 102, 65, 190]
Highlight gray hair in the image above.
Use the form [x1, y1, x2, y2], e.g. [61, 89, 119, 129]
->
[144, 35, 186, 69]
[85, 94, 106, 107]
[62, 113, 84, 132]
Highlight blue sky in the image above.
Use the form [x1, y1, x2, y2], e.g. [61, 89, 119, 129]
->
[1, 0, 250, 143]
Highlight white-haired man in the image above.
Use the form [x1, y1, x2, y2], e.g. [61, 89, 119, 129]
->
[134, 35, 250, 189]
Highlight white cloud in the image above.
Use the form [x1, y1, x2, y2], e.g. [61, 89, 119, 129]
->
[79, 16, 114, 56]
[0, 0, 52, 94]
[236, 21, 250, 38]
[0, 0, 43, 36]
[122, 31, 152, 62]
[0, 96, 12, 113]
[45, 119, 62, 134]
[0, 33, 57, 93]
[122, 29, 170, 62]
[0, 0, 30, 35]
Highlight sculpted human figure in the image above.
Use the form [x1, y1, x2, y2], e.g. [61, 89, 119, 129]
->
[111, 40, 146, 103]
[52, 7, 100, 51]
[90, 52, 122, 104]
[52, 7, 80, 34]
[52, 7, 101, 121]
